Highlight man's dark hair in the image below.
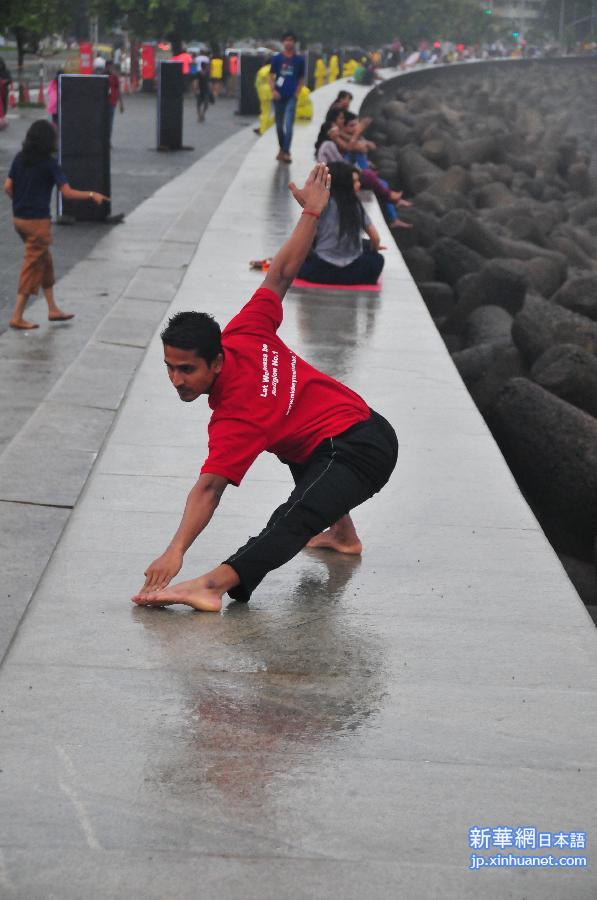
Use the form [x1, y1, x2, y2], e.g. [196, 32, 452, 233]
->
[282, 30, 297, 41]
[21, 119, 57, 166]
[336, 90, 353, 101]
[161, 311, 222, 363]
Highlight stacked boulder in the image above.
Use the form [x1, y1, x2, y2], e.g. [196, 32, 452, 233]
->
[367, 62, 597, 611]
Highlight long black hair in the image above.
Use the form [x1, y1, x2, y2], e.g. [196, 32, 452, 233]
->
[21, 119, 57, 166]
[327, 161, 365, 238]
[314, 107, 345, 156]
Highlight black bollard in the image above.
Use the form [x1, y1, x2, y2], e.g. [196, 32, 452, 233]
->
[57, 74, 111, 222]
[157, 61, 186, 151]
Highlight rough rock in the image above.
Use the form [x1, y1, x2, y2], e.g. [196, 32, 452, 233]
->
[552, 274, 597, 321]
[531, 343, 597, 417]
[452, 340, 525, 410]
[418, 282, 455, 318]
[430, 237, 484, 286]
[511, 296, 597, 363]
[463, 305, 513, 348]
[487, 378, 597, 544]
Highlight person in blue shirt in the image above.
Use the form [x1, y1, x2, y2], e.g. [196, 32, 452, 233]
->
[4, 120, 109, 330]
[269, 31, 305, 163]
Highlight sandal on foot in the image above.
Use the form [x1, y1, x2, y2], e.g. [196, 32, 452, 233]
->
[10, 320, 39, 330]
[48, 313, 75, 322]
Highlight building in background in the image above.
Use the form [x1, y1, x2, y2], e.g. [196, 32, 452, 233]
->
[481, 0, 543, 39]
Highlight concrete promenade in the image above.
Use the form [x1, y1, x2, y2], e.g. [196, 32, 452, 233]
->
[1, 78, 597, 898]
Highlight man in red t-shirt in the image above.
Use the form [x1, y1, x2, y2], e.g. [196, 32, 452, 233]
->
[105, 61, 124, 142]
[132, 164, 398, 612]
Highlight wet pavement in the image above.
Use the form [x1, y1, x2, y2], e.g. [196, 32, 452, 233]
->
[1, 78, 597, 898]
[0, 121, 256, 663]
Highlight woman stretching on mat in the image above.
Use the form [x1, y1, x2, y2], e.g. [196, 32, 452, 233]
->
[297, 161, 385, 286]
[4, 119, 109, 330]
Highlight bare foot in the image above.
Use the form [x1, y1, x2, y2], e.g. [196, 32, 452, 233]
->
[398, 198, 413, 208]
[132, 577, 222, 611]
[307, 532, 363, 555]
[10, 319, 39, 330]
[48, 312, 75, 321]
[390, 219, 414, 230]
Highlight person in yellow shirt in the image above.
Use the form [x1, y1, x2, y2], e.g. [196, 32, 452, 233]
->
[314, 56, 327, 90]
[254, 61, 274, 134]
[328, 53, 340, 82]
[295, 84, 313, 120]
[342, 58, 358, 78]
[210, 55, 224, 97]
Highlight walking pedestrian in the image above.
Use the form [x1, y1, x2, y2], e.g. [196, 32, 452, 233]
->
[209, 53, 224, 98]
[194, 62, 211, 122]
[4, 120, 109, 330]
[0, 57, 12, 119]
[46, 70, 62, 126]
[269, 31, 305, 163]
[105, 61, 124, 144]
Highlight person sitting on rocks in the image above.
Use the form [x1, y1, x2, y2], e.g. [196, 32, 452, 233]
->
[339, 114, 377, 169]
[325, 89, 353, 119]
[325, 91, 372, 143]
[297, 161, 385, 285]
[315, 110, 412, 230]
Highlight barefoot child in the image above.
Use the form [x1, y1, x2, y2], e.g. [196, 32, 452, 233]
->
[133, 163, 398, 612]
[4, 119, 109, 330]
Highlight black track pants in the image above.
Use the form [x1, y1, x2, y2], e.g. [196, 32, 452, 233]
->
[224, 409, 398, 602]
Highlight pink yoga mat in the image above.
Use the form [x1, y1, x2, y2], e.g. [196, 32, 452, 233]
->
[291, 278, 381, 292]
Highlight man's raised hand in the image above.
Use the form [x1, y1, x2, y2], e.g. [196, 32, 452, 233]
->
[288, 163, 331, 215]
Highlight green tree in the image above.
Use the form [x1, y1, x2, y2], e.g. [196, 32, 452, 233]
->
[0, 0, 75, 69]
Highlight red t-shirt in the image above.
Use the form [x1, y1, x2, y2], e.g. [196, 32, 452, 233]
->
[200, 287, 370, 486]
[107, 72, 120, 107]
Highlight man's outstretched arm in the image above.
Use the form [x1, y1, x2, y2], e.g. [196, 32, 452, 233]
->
[138, 472, 229, 594]
[262, 162, 331, 300]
